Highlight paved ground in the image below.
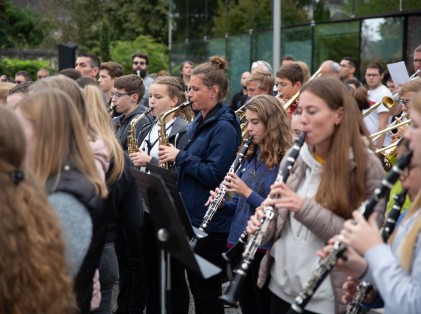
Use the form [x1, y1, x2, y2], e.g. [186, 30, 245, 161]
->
[110, 284, 382, 313]
[111, 283, 241, 314]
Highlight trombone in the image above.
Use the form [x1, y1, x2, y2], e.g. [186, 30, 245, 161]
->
[370, 117, 411, 142]
[362, 96, 395, 118]
[283, 67, 322, 111]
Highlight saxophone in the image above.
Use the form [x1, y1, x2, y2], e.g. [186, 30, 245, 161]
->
[157, 100, 192, 169]
[127, 107, 153, 154]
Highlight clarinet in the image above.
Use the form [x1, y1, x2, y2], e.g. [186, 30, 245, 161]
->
[345, 188, 408, 314]
[287, 150, 413, 314]
[220, 132, 306, 307]
[189, 136, 253, 249]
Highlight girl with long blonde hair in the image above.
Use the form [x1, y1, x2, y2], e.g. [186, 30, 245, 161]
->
[15, 88, 108, 313]
[336, 90, 421, 313]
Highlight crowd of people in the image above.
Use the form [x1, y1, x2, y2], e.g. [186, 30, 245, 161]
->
[0, 43, 421, 314]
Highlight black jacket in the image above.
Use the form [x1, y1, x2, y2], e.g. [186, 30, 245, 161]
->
[46, 166, 106, 314]
[115, 105, 154, 151]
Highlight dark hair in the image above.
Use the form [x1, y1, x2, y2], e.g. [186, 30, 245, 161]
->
[341, 57, 358, 70]
[15, 70, 32, 82]
[192, 56, 229, 102]
[114, 74, 145, 104]
[8, 81, 33, 96]
[351, 86, 371, 111]
[132, 53, 149, 65]
[100, 61, 125, 78]
[76, 77, 98, 88]
[276, 63, 304, 84]
[366, 62, 384, 75]
[345, 78, 361, 89]
[59, 68, 82, 80]
[281, 55, 295, 62]
[77, 52, 101, 68]
[179, 60, 194, 73]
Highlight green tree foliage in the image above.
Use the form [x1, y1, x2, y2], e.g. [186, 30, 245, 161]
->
[0, 57, 53, 78]
[111, 35, 169, 74]
[57, 0, 168, 52]
[0, 0, 46, 49]
[100, 19, 111, 62]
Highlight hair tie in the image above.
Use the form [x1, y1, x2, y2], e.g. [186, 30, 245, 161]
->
[11, 169, 24, 184]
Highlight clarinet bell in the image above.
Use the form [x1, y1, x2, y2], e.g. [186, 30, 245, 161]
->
[219, 271, 246, 307]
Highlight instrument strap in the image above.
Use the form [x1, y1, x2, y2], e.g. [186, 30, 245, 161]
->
[145, 120, 175, 154]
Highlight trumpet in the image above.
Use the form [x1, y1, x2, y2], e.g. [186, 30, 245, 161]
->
[362, 96, 395, 118]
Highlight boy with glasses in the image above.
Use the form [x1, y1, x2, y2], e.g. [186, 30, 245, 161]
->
[364, 62, 392, 148]
[113, 74, 154, 152]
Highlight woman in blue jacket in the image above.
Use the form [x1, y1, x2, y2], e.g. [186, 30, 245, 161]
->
[159, 56, 242, 314]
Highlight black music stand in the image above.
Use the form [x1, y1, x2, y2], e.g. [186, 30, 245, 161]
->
[131, 169, 221, 314]
[146, 163, 207, 240]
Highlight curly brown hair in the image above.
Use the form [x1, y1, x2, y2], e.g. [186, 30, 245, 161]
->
[243, 95, 293, 169]
[0, 107, 77, 313]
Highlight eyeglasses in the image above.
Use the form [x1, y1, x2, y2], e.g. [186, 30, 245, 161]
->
[413, 59, 421, 63]
[399, 98, 411, 107]
[15, 80, 23, 84]
[133, 61, 146, 66]
[111, 92, 132, 98]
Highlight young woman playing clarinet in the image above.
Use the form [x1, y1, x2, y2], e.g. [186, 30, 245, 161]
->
[247, 77, 385, 314]
[207, 94, 293, 314]
[158, 56, 242, 314]
[323, 90, 421, 314]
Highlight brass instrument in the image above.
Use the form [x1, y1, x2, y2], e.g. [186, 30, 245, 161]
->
[362, 96, 395, 118]
[370, 118, 411, 142]
[157, 100, 193, 169]
[127, 108, 153, 154]
[283, 67, 322, 111]
[107, 103, 116, 115]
